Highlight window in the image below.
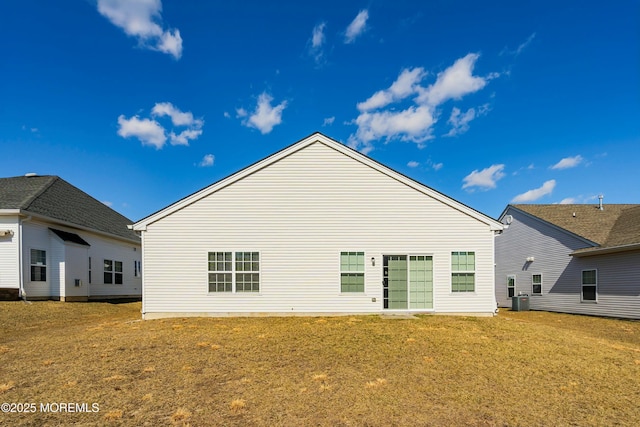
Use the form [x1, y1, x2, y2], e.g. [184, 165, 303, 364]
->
[104, 259, 123, 285]
[30, 249, 46, 282]
[134, 260, 142, 278]
[451, 251, 475, 292]
[340, 252, 365, 293]
[507, 275, 516, 298]
[532, 274, 542, 295]
[208, 252, 259, 293]
[581, 269, 597, 302]
[88, 257, 92, 284]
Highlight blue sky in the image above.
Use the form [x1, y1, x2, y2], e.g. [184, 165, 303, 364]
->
[1, 0, 638, 222]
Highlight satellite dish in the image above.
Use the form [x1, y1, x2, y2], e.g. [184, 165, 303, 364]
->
[504, 215, 513, 225]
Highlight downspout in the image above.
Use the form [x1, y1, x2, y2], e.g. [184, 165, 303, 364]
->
[18, 215, 32, 301]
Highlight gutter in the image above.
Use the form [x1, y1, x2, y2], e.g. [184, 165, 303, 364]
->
[571, 242, 640, 257]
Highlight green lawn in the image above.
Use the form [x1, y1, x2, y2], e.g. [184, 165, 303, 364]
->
[1, 301, 639, 426]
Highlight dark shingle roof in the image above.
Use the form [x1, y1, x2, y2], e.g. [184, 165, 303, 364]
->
[0, 175, 139, 242]
[512, 203, 640, 248]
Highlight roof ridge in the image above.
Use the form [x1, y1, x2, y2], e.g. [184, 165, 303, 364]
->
[20, 175, 58, 210]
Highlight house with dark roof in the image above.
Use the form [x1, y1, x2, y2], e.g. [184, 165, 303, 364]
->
[0, 175, 141, 301]
[495, 202, 640, 319]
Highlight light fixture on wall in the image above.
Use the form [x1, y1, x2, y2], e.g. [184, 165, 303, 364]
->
[0, 230, 14, 237]
[371, 257, 375, 266]
[526, 256, 535, 262]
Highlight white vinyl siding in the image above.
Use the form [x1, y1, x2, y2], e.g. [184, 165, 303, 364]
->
[138, 139, 499, 317]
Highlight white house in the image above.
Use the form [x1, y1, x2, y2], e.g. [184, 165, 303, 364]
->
[133, 133, 503, 319]
[0, 175, 142, 301]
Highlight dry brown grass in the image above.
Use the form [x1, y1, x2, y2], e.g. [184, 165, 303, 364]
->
[1, 301, 640, 426]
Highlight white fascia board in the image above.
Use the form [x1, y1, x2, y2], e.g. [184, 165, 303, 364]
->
[0, 209, 21, 215]
[133, 132, 503, 231]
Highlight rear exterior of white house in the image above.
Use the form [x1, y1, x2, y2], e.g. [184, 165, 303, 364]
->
[134, 133, 503, 318]
[0, 175, 142, 301]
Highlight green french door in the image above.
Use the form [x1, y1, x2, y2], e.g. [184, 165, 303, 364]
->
[383, 255, 433, 309]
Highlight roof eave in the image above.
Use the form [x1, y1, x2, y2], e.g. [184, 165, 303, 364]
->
[21, 210, 140, 245]
[572, 242, 640, 257]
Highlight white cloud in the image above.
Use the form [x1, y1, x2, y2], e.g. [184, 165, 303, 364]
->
[349, 53, 496, 152]
[502, 33, 537, 56]
[417, 53, 488, 106]
[308, 22, 327, 65]
[117, 115, 166, 149]
[97, 0, 183, 59]
[550, 155, 583, 170]
[169, 128, 203, 146]
[407, 161, 419, 168]
[511, 180, 556, 203]
[445, 104, 490, 137]
[429, 160, 444, 171]
[323, 116, 335, 126]
[357, 68, 426, 112]
[199, 154, 214, 167]
[223, 111, 231, 118]
[235, 108, 248, 118]
[117, 102, 203, 148]
[462, 164, 506, 191]
[152, 102, 203, 127]
[558, 197, 577, 204]
[102, 201, 114, 207]
[350, 105, 435, 146]
[344, 10, 369, 44]
[241, 92, 287, 134]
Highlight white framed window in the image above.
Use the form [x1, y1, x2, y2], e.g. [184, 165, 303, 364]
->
[104, 259, 123, 285]
[88, 257, 92, 284]
[340, 251, 365, 293]
[30, 249, 46, 282]
[532, 274, 542, 295]
[451, 251, 475, 292]
[581, 269, 597, 302]
[134, 260, 142, 278]
[507, 275, 516, 298]
[208, 251, 259, 293]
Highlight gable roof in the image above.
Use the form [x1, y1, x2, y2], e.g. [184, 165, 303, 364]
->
[506, 204, 640, 256]
[134, 132, 503, 232]
[0, 175, 139, 243]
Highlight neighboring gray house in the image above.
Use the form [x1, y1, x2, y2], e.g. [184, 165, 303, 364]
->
[0, 175, 142, 301]
[134, 132, 504, 319]
[495, 202, 640, 319]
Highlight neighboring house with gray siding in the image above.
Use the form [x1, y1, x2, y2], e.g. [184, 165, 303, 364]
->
[0, 175, 142, 301]
[495, 203, 640, 319]
[134, 133, 504, 319]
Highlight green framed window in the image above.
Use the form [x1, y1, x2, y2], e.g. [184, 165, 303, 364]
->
[30, 249, 46, 282]
[451, 251, 475, 292]
[581, 269, 597, 302]
[340, 251, 364, 293]
[532, 274, 542, 295]
[208, 252, 259, 293]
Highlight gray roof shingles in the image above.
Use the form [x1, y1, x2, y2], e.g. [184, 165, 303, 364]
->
[512, 203, 640, 250]
[0, 175, 139, 242]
